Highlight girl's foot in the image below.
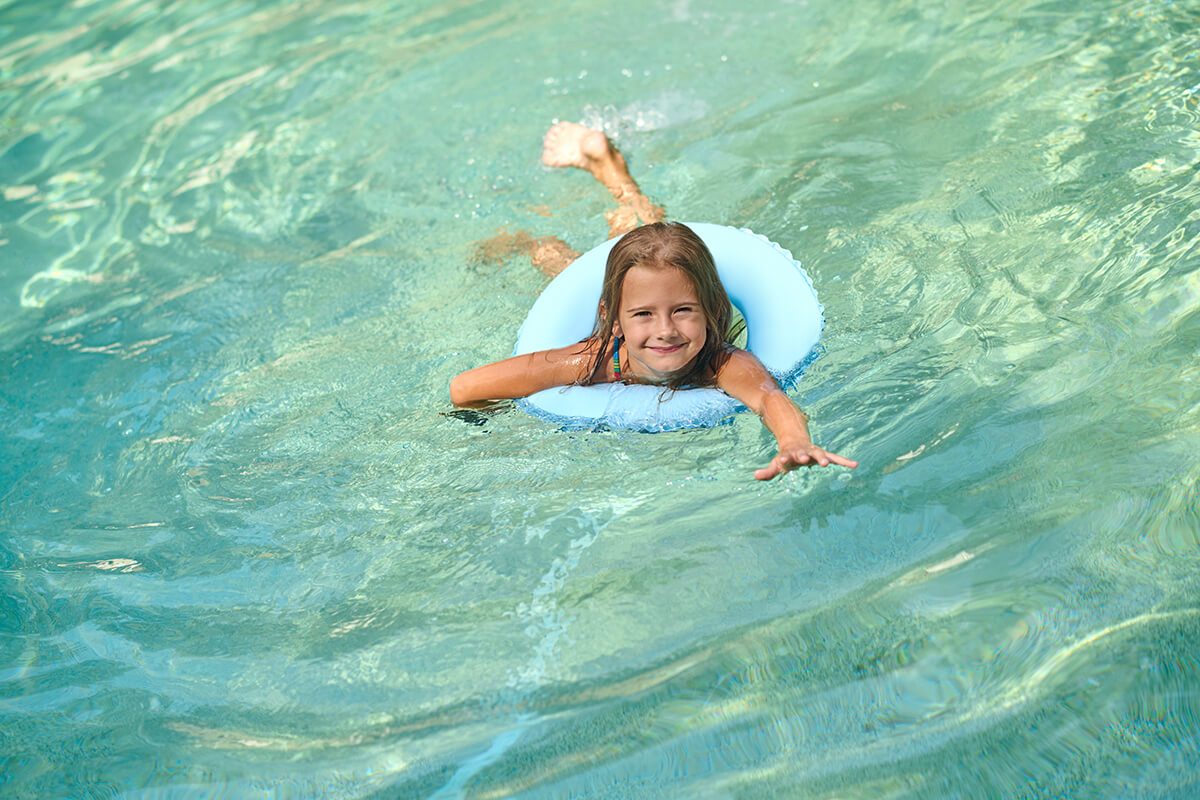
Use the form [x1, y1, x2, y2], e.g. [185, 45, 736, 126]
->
[541, 121, 612, 172]
[529, 237, 578, 277]
[475, 229, 579, 278]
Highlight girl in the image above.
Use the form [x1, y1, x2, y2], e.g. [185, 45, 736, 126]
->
[452, 123, 857, 481]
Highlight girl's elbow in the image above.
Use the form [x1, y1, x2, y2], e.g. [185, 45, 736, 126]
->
[449, 374, 473, 407]
[450, 372, 496, 408]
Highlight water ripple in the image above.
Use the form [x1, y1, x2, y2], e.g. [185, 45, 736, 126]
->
[3, 0, 1199, 796]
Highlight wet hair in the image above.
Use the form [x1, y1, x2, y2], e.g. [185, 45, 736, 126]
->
[583, 221, 734, 389]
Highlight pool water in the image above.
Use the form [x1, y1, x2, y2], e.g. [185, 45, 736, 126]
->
[2, 0, 1198, 796]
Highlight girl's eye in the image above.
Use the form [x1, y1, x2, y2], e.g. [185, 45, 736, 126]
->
[632, 310, 651, 317]
[675, 306, 695, 314]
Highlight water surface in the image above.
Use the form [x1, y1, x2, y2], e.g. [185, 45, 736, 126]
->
[2, 0, 1198, 796]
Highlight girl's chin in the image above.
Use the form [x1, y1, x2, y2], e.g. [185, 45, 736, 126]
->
[629, 359, 693, 384]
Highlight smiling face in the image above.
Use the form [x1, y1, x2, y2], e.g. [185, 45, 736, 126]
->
[612, 264, 708, 382]
[590, 222, 732, 390]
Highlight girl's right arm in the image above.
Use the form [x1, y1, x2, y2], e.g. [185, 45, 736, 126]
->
[450, 343, 599, 408]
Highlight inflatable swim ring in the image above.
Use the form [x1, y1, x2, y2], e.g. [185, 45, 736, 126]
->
[513, 222, 823, 431]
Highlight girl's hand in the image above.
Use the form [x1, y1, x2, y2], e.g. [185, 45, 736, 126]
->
[754, 442, 858, 481]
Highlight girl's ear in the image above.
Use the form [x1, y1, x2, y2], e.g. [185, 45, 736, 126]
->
[601, 301, 623, 339]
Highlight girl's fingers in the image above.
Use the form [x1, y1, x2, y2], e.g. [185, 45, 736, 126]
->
[828, 453, 859, 468]
[759, 449, 859, 480]
[755, 459, 784, 480]
[782, 449, 855, 469]
[785, 451, 816, 467]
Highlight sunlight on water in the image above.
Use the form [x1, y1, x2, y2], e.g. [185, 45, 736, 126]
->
[1, 0, 1198, 797]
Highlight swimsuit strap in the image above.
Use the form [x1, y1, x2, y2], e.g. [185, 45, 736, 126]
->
[612, 336, 622, 381]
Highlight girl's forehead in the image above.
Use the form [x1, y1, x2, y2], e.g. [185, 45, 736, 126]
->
[623, 263, 697, 287]
[619, 264, 700, 303]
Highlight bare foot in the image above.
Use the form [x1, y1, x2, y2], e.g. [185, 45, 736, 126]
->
[541, 121, 611, 170]
[541, 121, 664, 229]
[474, 230, 535, 264]
[474, 229, 578, 277]
[530, 237, 579, 277]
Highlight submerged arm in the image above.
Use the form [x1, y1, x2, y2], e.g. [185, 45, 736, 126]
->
[715, 349, 858, 480]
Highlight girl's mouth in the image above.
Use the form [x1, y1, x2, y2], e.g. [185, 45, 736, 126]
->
[648, 344, 684, 354]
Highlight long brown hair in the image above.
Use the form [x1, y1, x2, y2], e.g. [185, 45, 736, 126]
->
[583, 222, 734, 389]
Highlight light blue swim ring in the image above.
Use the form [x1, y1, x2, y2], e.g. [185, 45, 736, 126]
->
[514, 222, 823, 431]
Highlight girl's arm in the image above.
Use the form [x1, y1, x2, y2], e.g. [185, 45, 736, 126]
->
[715, 349, 858, 480]
[450, 342, 598, 408]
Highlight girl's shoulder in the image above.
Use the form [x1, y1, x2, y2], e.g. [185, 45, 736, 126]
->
[717, 344, 757, 364]
[569, 335, 610, 385]
[684, 343, 741, 388]
[713, 345, 772, 382]
[711, 342, 751, 372]
[548, 337, 605, 377]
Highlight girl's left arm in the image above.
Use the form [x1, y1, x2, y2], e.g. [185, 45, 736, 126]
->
[715, 349, 859, 480]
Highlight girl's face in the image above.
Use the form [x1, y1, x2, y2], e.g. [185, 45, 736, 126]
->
[612, 264, 707, 382]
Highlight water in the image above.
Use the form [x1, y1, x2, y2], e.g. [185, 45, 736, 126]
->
[1, 0, 1197, 796]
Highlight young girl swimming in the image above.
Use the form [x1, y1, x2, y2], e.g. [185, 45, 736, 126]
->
[452, 123, 857, 481]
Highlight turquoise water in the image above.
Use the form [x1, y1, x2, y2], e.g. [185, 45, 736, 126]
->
[2, 0, 1198, 796]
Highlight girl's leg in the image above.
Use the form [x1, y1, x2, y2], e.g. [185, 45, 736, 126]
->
[540, 121, 664, 238]
[474, 229, 579, 275]
[475, 122, 664, 277]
